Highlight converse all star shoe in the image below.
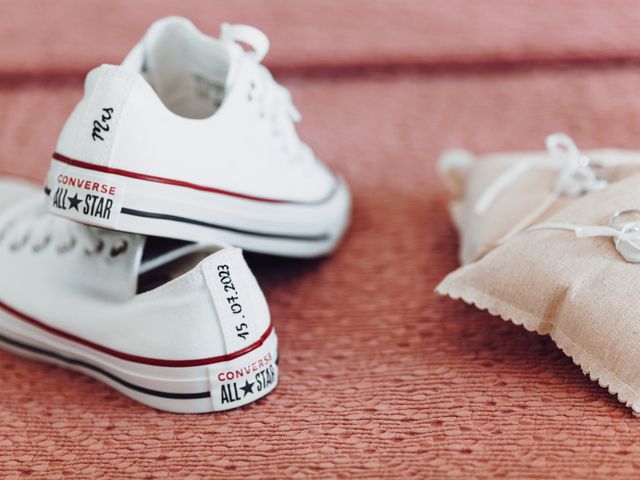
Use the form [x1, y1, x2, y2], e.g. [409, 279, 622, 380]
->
[45, 17, 351, 258]
[0, 177, 278, 413]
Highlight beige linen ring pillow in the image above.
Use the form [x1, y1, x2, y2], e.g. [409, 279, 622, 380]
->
[437, 173, 640, 414]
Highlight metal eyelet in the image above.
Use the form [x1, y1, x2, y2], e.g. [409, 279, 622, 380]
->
[248, 81, 257, 101]
[57, 237, 77, 254]
[32, 235, 52, 253]
[9, 235, 29, 252]
[84, 239, 105, 256]
[110, 239, 128, 258]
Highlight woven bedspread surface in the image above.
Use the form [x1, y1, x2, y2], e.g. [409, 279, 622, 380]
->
[2, 1, 640, 478]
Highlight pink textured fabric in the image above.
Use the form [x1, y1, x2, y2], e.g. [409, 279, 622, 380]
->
[4, 0, 640, 75]
[4, 2, 640, 478]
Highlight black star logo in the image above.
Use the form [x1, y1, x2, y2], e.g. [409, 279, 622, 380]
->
[67, 193, 82, 211]
[240, 380, 255, 397]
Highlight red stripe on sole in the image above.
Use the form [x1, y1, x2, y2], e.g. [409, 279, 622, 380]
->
[52, 152, 293, 204]
[0, 298, 274, 368]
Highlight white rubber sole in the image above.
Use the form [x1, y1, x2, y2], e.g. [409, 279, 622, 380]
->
[0, 305, 279, 414]
[46, 158, 351, 258]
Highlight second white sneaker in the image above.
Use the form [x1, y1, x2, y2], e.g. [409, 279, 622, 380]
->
[45, 17, 351, 258]
[0, 177, 278, 413]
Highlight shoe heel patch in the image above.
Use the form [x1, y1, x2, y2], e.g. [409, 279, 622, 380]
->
[207, 345, 278, 411]
[203, 248, 260, 353]
[47, 166, 125, 229]
[203, 249, 277, 410]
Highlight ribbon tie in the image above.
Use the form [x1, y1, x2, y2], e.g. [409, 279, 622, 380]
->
[546, 134, 608, 197]
[476, 133, 608, 244]
[529, 212, 640, 263]
[475, 133, 606, 215]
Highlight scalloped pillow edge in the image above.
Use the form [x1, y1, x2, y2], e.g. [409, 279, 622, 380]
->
[436, 275, 640, 416]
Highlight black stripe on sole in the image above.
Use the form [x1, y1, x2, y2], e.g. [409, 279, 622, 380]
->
[120, 207, 331, 242]
[0, 332, 210, 400]
[43, 187, 331, 242]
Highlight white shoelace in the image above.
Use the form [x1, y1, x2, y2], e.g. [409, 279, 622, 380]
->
[252, 68, 303, 156]
[0, 198, 110, 255]
[220, 23, 304, 157]
[474, 133, 620, 244]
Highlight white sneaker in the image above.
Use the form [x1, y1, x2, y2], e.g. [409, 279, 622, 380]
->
[45, 17, 351, 258]
[0, 177, 278, 413]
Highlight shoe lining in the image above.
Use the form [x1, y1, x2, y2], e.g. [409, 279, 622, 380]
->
[143, 21, 230, 119]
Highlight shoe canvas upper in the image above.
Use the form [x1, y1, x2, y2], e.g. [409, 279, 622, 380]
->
[0, 178, 270, 361]
[53, 17, 336, 204]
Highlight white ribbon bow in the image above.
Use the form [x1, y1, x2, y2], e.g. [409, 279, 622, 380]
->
[475, 133, 607, 215]
[477, 133, 608, 244]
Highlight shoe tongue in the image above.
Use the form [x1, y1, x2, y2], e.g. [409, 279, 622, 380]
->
[138, 237, 202, 275]
[105, 232, 218, 300]
[136, 237, 220, 294]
